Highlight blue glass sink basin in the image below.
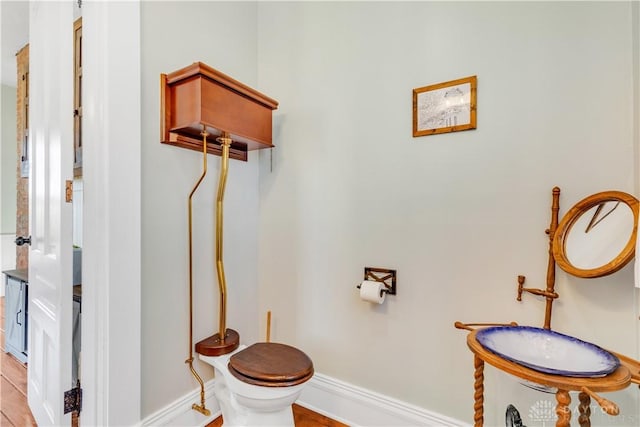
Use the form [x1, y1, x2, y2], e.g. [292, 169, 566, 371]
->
[476, 326, 620, 377]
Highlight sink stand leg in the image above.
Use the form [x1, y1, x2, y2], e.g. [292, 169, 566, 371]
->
[578, 391, 591, 427]
[473, 355, 484, 427]
[556, 389, 571, 427]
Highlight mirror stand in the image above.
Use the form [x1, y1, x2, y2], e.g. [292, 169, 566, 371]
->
[516, 186, 561, 329]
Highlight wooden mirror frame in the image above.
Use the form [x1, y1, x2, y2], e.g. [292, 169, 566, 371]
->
[552, 191, 639, 278]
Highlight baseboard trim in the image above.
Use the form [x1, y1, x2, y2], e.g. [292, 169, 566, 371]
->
[298, 373, 470, 427]
[140, 372, 469, 427]
[140, 380, 219, 427]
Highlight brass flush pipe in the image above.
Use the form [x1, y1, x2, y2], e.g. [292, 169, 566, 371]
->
[185, 125, 211, 416]
[215, 132, 232, 340]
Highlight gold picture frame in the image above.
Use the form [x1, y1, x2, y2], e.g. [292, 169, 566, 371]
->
[413, 75, 477, 137]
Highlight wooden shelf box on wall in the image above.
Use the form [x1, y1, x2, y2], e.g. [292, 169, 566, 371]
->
[161, 62, 279, 161]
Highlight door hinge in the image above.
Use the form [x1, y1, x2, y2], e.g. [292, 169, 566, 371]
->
[65, 180, 73, 203]
[64, 380, 82, 414]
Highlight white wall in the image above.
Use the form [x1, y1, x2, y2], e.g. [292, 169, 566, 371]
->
[1, 84, 17, 291]
[82, 2, 141, 424]
[256, 2, 639, 425]
[140, 1, 261, 417]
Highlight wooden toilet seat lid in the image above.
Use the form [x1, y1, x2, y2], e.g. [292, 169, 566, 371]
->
[228, 342, 314, 387]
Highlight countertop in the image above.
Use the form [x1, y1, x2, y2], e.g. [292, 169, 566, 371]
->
[3, 269, 81, 303]
[3, 269, 28, 283]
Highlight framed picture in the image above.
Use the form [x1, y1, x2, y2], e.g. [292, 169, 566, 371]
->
[413, 75, 477, 137]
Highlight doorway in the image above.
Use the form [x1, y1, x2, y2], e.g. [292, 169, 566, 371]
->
[1, 2, 83, 424]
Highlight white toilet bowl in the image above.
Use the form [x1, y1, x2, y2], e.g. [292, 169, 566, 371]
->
[199, 343, 313, 426]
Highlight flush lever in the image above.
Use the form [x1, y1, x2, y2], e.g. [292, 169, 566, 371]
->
[15, 236, 31, 246]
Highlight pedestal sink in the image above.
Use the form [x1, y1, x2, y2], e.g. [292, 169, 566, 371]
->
[475, 326, 620, 377]
[461, 324, 631, 426]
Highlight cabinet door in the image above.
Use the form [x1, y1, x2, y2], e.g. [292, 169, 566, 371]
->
[5, 278, 26, 360]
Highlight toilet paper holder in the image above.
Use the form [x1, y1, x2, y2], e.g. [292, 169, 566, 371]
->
[357, 267, 397, 295]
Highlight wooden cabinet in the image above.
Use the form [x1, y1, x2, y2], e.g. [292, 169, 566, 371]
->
[4, 271, 28, 363]
[160, 62, 279, 162]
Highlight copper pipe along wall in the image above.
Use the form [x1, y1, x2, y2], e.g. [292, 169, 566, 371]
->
[185, 127, 210, 416]
[186, 360, 209, 415]
[215, 132, 232, 340]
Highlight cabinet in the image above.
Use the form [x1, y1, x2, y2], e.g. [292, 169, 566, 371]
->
[160, 62, 279, 162]
[4, 271, 28, 363]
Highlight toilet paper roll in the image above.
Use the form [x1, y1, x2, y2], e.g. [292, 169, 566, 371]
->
[359, 280, 386, 304]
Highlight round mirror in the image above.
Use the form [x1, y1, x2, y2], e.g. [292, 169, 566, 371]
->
[552, 191, 638, 278]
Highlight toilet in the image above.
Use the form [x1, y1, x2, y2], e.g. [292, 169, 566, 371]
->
[200, 342, 314, 426]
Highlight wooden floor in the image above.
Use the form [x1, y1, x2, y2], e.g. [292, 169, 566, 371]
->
[1, 296, 37, 426]
[1, 296, 344, 427]
[205, 404, 347, 427]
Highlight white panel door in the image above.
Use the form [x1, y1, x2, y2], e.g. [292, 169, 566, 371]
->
[27, 2, 74, 425]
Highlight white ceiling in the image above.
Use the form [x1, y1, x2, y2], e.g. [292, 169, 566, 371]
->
[1, 1, 30, 88]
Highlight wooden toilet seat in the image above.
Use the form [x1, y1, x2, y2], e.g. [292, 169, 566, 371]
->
[228, 342, 314, 387]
